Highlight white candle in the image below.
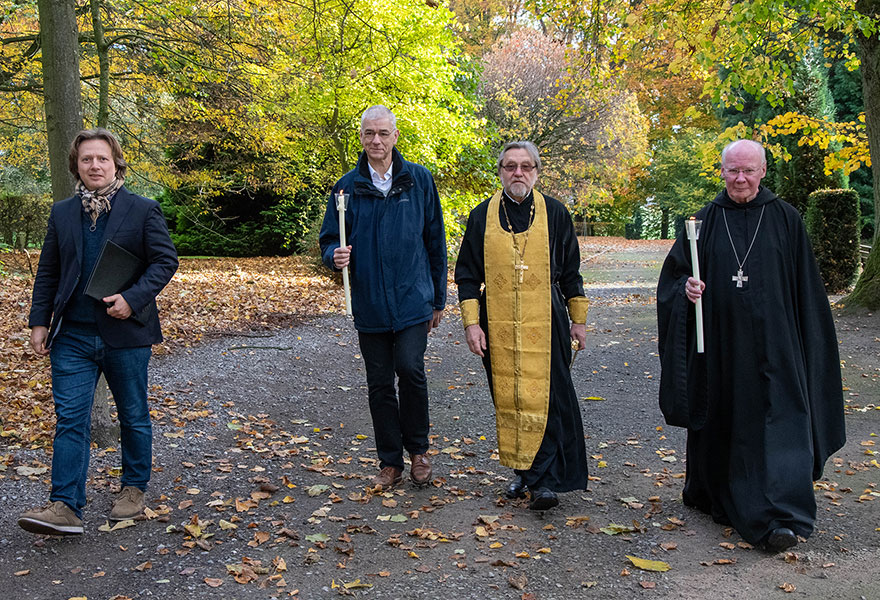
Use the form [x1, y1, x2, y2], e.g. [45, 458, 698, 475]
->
[685, 218, 704, 354]
[336, 190, 352, 317]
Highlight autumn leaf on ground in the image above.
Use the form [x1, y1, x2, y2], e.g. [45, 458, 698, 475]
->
[600, 523, 636, 535]
[98, 519, 136, 532]
[343, 579, 373, 589]
[779, 583, 796, 593]
[626, 555, 671, 572]
[307, 484, 329, 497]
[508, 573, 528, 590]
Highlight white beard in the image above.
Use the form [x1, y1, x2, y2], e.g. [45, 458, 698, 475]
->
[508, 182, 531, 199]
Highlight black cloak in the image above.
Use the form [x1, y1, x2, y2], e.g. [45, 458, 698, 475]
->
[455, 191, 589, 492]
[656, 186, 845, 544]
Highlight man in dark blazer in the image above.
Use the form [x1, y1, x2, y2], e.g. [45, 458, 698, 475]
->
[18, 128, 178, 535]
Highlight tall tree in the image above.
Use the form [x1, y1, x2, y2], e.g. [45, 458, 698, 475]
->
[36, 0, 82, 201]
[480, 28, 648, 208]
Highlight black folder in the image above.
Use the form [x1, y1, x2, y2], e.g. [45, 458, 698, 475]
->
[84, 239, 153, 325]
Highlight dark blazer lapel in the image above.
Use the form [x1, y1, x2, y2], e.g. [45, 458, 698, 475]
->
[104, 186, 135, 240]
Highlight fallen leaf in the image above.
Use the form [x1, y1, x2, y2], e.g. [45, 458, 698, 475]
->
[98, 519, 136, 532]
[204, 577, 224, 587]
[626, 556, 671, 572]
[508, 573, 528, 590]
[600, 523, 636, 535]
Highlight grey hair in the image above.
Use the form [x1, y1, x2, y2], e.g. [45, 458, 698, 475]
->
[360, 105, 397, 130]
[721, 139, 766, 166]
[497, 141, 542, 173]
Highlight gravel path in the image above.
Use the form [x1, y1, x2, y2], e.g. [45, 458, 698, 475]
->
[1, 241, 878, 600]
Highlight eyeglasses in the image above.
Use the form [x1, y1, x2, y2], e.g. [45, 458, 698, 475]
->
[501, 163, 536, 173]
[361, 129, 395, 139]
[723, 168, 759, 176]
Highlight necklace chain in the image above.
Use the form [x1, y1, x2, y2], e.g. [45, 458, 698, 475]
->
[722, 205, 765, 271]
[500, 193, 536, 264]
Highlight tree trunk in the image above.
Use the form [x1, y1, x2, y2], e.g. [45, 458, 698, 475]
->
[37, 0, 83, 203]
[38, 0, 120, 444]
[89, 0, 110, 128]
[90, 381, 120, 447]
[660, 207, 670, 239]
[844, 0, 880, 309]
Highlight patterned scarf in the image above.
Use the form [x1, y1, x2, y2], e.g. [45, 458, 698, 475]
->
[78, 177, 124, 228]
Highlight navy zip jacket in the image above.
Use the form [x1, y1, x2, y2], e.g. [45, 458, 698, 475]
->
[319, 148, 447, 333]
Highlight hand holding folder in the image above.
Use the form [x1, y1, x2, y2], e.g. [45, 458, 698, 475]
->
[84, 240, 155, 325]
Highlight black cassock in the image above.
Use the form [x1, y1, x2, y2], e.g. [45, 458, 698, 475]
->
[657, 186, 845, 544]
[455, 191, 588, 492]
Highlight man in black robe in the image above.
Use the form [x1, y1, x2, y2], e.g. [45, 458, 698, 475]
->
[455, 141, 589, 510]
[657, 139, 845, 551]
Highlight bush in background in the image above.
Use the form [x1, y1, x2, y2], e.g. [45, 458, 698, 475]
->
[0, 193, 51, 249]
[805, 188, 860, 293]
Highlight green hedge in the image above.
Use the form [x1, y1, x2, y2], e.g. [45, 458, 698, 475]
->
[0, 194, 51, 249]
[805, 188, 860, 293]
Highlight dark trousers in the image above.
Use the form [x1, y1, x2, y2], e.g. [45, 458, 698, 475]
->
[358, 321, 430, 470]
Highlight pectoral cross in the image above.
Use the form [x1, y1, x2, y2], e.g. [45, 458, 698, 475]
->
[514, 263, 529, 283]
[732, 268, 748, 288]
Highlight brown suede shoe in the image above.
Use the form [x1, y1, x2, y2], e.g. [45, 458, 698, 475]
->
[410, 453, 433, 485]
[110, 486, 145, 521]
[18, 501, 83, 535]
[371, 466, 403, 489]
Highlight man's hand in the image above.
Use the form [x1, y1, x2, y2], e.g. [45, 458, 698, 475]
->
[465, 324, 487, 357]
[334, 245, 352, 269]
[103, 294, 133, 320]
[570, 322, 586, 350]
[685, 277, 705, 304]
[428, 309, 443, 332]
[30, 326, 50, 356]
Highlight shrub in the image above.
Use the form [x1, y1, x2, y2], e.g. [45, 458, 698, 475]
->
[805, 188, 860, 293]
[0, 193, 51, 249]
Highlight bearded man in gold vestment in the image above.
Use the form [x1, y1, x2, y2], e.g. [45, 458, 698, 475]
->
[455, 141, 589, 510]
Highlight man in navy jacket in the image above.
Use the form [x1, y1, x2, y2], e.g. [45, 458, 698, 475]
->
[319, 105, 446, 489]
[18, 128, 178, 535]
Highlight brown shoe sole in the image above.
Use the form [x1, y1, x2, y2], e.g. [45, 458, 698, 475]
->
[370, 474, 403, 490]
[411, 471, 433, 486]
[18, 517, 83, 536]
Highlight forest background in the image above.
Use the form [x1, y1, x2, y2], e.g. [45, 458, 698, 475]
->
[2, 0, 880, 307]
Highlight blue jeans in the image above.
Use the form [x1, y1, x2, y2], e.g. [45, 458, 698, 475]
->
[358, 322, 431, 471]
[49, 327, 152, 517]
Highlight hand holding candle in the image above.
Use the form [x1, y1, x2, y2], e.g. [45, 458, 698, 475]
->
[336, 190, 352, 317]
[685, 217, 704, 354]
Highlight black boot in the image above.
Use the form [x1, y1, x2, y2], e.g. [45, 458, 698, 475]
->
[765, 527, 797, 552]
[505, 476, 528, 499]
[528, 487, 559, 510]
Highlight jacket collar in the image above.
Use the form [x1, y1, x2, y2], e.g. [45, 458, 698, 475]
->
[354, 148, 413, 197]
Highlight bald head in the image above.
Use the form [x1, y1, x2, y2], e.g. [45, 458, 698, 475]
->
[720, 140, 767, 204]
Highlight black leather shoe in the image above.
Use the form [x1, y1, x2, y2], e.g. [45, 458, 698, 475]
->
[505, 476, 528, 499]
[528, 487, 559, 511]
[765, 527, 798, 552]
